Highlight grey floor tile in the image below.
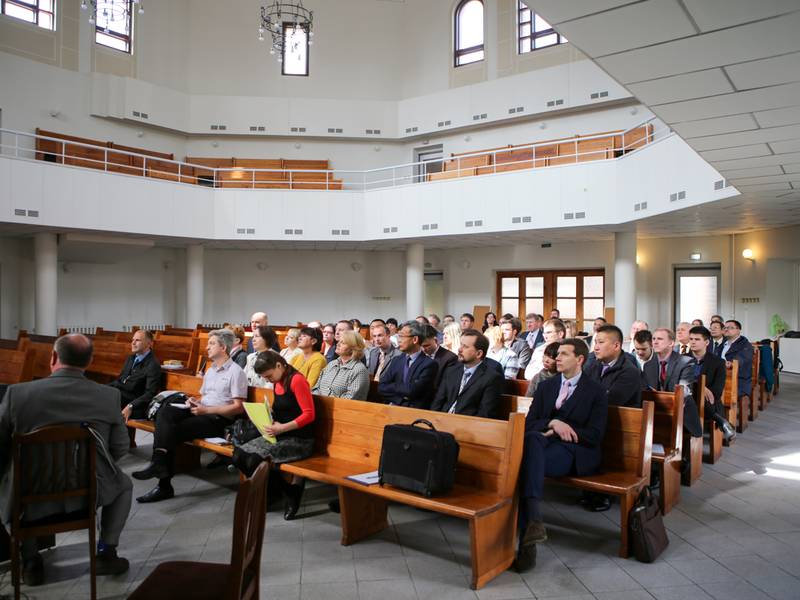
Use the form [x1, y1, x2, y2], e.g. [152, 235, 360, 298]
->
[263, 583, 302, 600]
[354, 557, 411, 581]
[520, 566, 590, 597]
[263, 561, 303, 586]
[571, 565, 643, 593]
[300, 581, 359, 600]
[667, 558, 740, 584]
[300, 558, 357, 584]
[358, 579, 419, 600]
[699, 580, 773, 600]
[474, 570, 533, 600]
[748, 574, 800, 600]
[649, 585, 715, 600]
[620, 561, 692, 588]
[593, 590, 655, 600]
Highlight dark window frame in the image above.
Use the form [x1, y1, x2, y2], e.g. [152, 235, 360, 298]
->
[517, 1, 567, 54]
[94, 0, 133, 54]
[281, 20, 310, 77]
[454, 0, 484, 68]
[1, 0, 56, 30]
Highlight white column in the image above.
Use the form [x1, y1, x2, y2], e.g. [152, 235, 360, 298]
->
[614, 231, 637, 333]
[186, 244, 204, 328]
[34, 232, 58, 335]
[406, 243, 425, 320]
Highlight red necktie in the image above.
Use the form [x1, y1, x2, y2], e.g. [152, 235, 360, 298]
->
[659, 360, 667, 390]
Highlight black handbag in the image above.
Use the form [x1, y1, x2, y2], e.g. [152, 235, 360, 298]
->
[378, 419, 459, 497]
[227, 418, 262, 447]
[629, 487, 669, 562]
[146, 391, 187, 420]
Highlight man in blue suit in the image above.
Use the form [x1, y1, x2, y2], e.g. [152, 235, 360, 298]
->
[515, 339, 607, 572]
[378, 320, 437, 409]
[520, 313, 545, 351]
[720, 319, 754, 401]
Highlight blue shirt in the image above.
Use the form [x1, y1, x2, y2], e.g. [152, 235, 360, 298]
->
[133, 349, 151, 367]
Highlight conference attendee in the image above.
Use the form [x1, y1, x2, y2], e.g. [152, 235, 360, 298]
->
[351, 318, 363, 331]
[321, 323, 337, 362]
[524, 319, 566, 380]
[525, 342, 560, 397]
[313, 330, 370, 400]
[289, 327, 327, 389]
[675, 322, 692, 355]
[442, 314, 456, 326]
[721, 319, 754, 407]
[280, 328, 303, 363]
[688, 326, 735, 441]
[421, 325, 458, 389]
[113, 329, 162, 421]
[522, 313, 545, 350]
[642, 328, 702, 438]
[415, 315, 430, 325]
[460, 313, 476, 330]
[244, 325, 278, 388]
[692, 319, 704, 328]
[710, 314, 724, 324]
[365, 322, 400, 381]
[481, 311, 497, 332]
[232, 352, 315, 520]
[563, 319, 579, 339]
[428, 314, 442, 330]
[549, 308, 560, 319]
[584, 317, 607, 352]
[306, 320, 322, 329]
[0, 334, 133, 583]
[585, 325, 642, 408]
[709, 320, 725, 356]
[378, 321, 437, 408]
[442, 322, 462, 353]
[229, 326, 249, 369]
[627, 320, 649, 353]
[485, 326, 520, 379]
[515, 339, 607, 572]
[502, 318, 533, 370]
[133, 329, 246, 503]
[430, 329, 503, 418]
[632, 329, 655, 370]
[386, 318, 400, 347]
[247, 312, 279, 352]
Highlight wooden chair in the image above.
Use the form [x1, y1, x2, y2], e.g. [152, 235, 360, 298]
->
[128, 461, 269, 600]
[10, 425, 98, 600]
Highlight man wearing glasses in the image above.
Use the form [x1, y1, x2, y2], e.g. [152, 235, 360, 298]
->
[718, 320, 754, 414]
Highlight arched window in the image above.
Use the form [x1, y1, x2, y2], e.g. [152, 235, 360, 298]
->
[454, 0, 484, 67]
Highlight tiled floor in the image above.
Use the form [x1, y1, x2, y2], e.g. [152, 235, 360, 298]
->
[3, 374, 800, 599]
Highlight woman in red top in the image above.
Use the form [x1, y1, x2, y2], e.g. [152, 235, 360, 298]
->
[232, 352, 315, 520]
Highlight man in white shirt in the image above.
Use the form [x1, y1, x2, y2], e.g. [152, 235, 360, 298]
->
[524, 319, 566, 380]
[675, 322, 692, 355]
[632, 330, 655, 370]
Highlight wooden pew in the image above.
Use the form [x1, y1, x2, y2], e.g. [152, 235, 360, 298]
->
[683, 375, 705, 486]
[16, 335, 56, 380]
[502, 378, 529, 397]
[278, 396, 525, 590]
[35, 128, 106, 167]
[643, 388, 683, 515]
[152, 335, 194, 365]
[749, 345, 760, 420]
[722, 361, 740, 444]
[622, 124, 654, 152]
[107, 142, 174, 177]
[477, 148, 534, 175]
[428, 168, 477, 181]
[0, 349, 35, 384]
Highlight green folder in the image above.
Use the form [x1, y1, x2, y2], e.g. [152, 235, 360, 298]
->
[243, 403, 277, 445]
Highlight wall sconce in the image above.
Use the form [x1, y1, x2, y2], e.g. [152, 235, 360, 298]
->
[136, 131, 145, 138]
[539, 122, 547, 130]
[294, 143, 302, 150]
[211, 141, 219, 148]
[742, 248, 754, 261]
[690, 252, 701, 261]
[48, 109, 60, 118]
[350, 262, 363, 272]
[459, 259, 471, 270]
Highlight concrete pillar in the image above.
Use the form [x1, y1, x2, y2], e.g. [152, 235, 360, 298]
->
[186, 244, 204, 328]
[406, 243, 425, 320]
[34, 232, 58, 335]
[614, 231, 637, 333]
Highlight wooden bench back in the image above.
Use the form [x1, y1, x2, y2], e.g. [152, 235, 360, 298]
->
[0, 349, 35, 384]
[723, 361, 739, 405]
[642, 387, 683, 455]
[502, 378, 528, 396]
[163, 372, 272, 404]
[623, 124, 654, 151]
[309, 395, 525, 497]
[605, 403, 654, 478]
[16, 338, 53, 379]
[152, 335, 194, 365]
[283, 159, 330, 170]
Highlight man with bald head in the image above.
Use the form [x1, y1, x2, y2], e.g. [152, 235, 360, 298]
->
[0, 334, 132, 585]
[627, 320, 649, 353]
[248, 311, 279, 352]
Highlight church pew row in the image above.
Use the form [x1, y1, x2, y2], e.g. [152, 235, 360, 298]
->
[0, 348, 36, 385]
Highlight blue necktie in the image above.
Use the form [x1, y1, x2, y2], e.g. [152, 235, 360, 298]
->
[403, 356, 412, 383]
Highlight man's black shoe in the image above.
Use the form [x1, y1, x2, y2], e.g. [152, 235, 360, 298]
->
[132, 460, 169, 481]
[588, 494, 611, 512]
[96, 549, 130, 576]
[284, 481, 306, 521]
[328, 499, 340, 514]
[136, 484, 174, 504]
[718, 418, 737, 442]
[22, 553, 45, 586]
[513, 543, 537, 573]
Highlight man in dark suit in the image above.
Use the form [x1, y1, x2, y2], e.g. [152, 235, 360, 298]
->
[365, 322, 401, 381]
[431, 329, 503, 418]
[521, 313, 545, 351]
[689, 326, 735, 441]
[378, 321, 437, 409]
[111, 329, 162, 421]
[721, 319, 754, 403]
[421, 325, 458, 389]
[585, 324, 641, 408]
[515, 339, 607, 572]
[709, 320, 725, 356]
[0, 334, 132, 585]
[642, 328, 702, 438]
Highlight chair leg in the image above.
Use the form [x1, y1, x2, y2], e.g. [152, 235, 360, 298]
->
[89, 522, 97, 600]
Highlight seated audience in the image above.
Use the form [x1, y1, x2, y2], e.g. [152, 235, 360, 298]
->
[248, 312, 280, 352]
[549, 308, 560, 319]
[719, 319, 754, 408]
[522, 313, 545, 350]
[692, 319, 704, 327]
[415, 315, 430, 325]
[430, 329, 503, 418]
[442, 314, 456, 326]
[584, 317, 607, 352]
[563, 319, 579, 339]
[710, 314, 724, 323]
[502, 317, 532, 369]
[244, 325, 278, 388]
[365, 322, 400, 381]
[421, 324, 458, 389]
[0, 334, 133, 583]
[525, 342, 559, 397]
[632, 329, 655, 370]
[641, 328, 702, 438]
[584, 325, 642, 408]
[482, 311, 497, 332]
[485, 326, 520, 379]
[515, 339, 607, 572]
[351, 318, 363, 331]
[524, 319, 566, 380]
[386, 318, 400, 347]
[688, 326, 736, 441]
[133, 329, 246, 503]
[321, 323, 337, 362]
[378, 321, 437, 408]
[675, 322, 692, 355]
[460, 313, 476, 330]
[232, 352, 315, 520]
[280, 328, 303, 363]
[442, 322, 462, 353]
[313, 330, 370, 400]
[290, 327, 327, 388]
[709, 320, 725, 355]
[306, 320, 322, 329]
[112, 329, 162, 421]
[627, 319, 649, 353]
[428, 313, 442, 330]
[229, 326, 249, 369]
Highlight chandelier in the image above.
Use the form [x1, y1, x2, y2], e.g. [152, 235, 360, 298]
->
[258, 1, 314, 64]
[80, 0, 143, 30]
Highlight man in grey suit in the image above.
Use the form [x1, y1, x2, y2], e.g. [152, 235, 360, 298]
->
[0, 334, 132, 585]
[365, 322, 401, 381]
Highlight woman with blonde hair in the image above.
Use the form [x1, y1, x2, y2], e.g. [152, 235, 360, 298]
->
[313, 330, 370, 400]
[280, 328, 303, 363]
[484, 325, 520, 379]
[442, 322, 462, 353]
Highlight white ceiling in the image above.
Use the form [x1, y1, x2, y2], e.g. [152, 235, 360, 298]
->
[526, 0, 800, 235]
